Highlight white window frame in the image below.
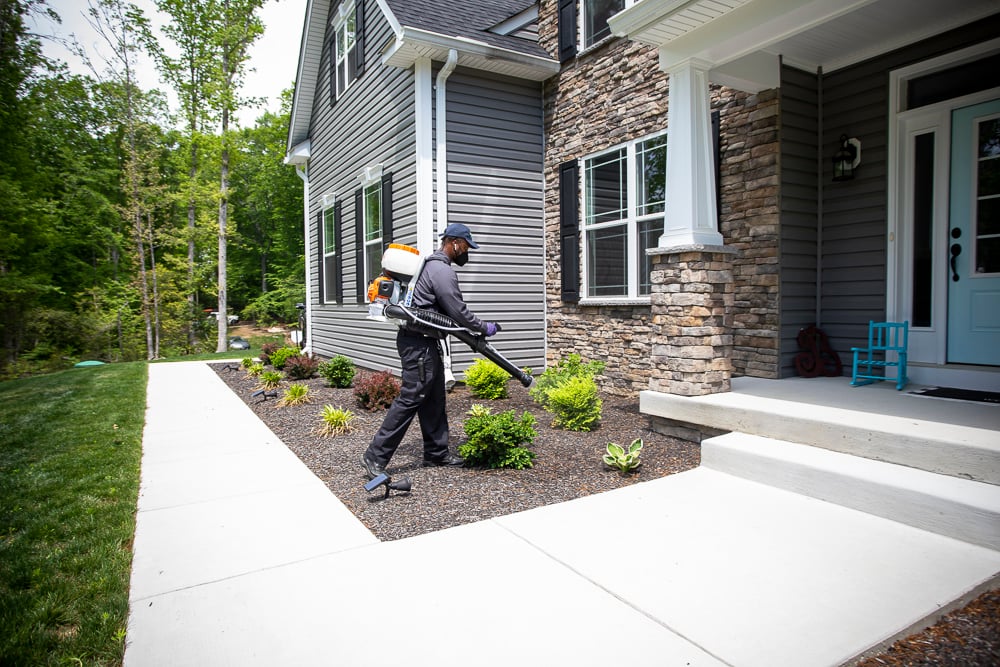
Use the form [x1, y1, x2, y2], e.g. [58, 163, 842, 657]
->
[332, 1, 356, 100]
[581, 0, 624, 51]
[581, 131, 667, 302]
[359, 166, 383, 301]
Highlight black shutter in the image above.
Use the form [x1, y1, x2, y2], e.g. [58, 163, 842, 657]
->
[559, 160, 580, 302]
[712, 110, 721, 225]
[354, 0, 365, 79]
[355, 188, 364, 302]
[558, 0, 577, 62]
[333, 201, 343, 304]
[381, 172, 393, 244]
[316, 209, 325, 303]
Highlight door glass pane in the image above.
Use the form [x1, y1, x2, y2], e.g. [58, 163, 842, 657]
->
[975, 117, 1000, 274]
[911, 132, 934, 326]
[587, 225, 626, 297]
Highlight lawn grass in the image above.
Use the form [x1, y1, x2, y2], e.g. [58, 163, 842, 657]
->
[0, 362, 147, 666]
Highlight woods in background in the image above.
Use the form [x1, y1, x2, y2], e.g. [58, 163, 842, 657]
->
[0, 0, 304, 378]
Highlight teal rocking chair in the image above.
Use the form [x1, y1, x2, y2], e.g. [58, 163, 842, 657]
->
[850, 321, 909, 390]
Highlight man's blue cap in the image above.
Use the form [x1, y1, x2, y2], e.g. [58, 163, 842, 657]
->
[440, 223, 479, 249]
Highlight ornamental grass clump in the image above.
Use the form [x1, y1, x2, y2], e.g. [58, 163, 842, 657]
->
[353, 370, 400, 410]
[258, 370, 283, 390]
[458, 404, 537, 469]
[464, 358, 510, 399]
[278, 382, 311, 406]
[316, 405, 357, 437]
[246, 362, 265, 377]
[318, 355, 356, 388]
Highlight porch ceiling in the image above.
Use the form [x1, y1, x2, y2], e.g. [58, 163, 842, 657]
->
[610, 0, 999, 89]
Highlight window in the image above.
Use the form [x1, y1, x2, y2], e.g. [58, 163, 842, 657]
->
[583, 0, 624, 49]
[362, 179, 382, 293]
[583, 134, 666, 298]
[322, 201, 342, 304]
[355, 170, 392, 301]
[330, 0, 364, 103]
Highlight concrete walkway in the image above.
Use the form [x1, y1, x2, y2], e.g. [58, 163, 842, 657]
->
[124, 362, 1000, 666]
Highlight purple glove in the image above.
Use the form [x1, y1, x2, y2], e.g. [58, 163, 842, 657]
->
[485, 322, 499, 337]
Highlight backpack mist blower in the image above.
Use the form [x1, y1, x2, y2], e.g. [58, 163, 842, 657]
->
[366, 244, 533, 388]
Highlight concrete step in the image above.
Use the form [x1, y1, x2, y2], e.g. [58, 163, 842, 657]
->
[640, 382, 1000, 484]
[702, 431, 1000, 551]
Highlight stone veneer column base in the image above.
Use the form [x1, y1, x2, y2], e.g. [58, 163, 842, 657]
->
[648, 245, 736, 397]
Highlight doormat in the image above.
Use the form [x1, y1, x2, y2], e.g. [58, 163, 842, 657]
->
[909, 387, 1000, 404]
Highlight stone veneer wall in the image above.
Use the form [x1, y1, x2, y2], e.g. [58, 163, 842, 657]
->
[537, 2, 781, 396]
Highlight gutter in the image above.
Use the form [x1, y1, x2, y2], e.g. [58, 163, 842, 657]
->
[285, 140, 312, 354]
[435, 49, 459, 237]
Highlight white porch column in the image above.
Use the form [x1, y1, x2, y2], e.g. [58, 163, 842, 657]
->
[660, 58, 723, 247]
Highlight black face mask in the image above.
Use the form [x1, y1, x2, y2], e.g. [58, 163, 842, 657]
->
[452, 242, 469, 266]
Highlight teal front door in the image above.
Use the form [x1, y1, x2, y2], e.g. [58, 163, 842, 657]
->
[948, 99, 1000, 366]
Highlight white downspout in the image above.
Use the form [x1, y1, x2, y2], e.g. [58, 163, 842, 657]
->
[436, 49, 458, 237]
[294, 163, 313, 354]
[436, 49, 459, 389]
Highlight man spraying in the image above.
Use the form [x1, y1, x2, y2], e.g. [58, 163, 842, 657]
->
[360, 223, 500, 480]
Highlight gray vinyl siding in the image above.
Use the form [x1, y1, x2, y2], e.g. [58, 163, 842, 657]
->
[306, 0, 416, 371]
[778, 65, 820, 377]
[443, 69, 546, 374]
[814, 13, 1000, 360]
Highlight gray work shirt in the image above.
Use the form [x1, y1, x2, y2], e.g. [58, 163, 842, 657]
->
[410, 250, 486, 334]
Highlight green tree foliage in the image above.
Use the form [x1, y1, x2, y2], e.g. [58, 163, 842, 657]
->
[0, 0, 303, 378]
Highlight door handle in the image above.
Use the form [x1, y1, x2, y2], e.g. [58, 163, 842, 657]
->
[950, 243, 962, 282]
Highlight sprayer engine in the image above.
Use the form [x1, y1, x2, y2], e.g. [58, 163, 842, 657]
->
[365, 243, 533, 388]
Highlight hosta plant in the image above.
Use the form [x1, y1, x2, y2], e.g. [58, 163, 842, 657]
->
[278, 383, 311, 406]
[316, 405, 357, 437]
[258, 370, 283, 390]
[603, 438, 643, 475]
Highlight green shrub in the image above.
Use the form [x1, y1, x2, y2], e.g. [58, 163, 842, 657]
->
[318, 355, 356, 388]
[246, 362, 265, 377]
[258, 370, 283, 390]
[603, 438, 643, 474]
[353, 370, 400, 410]
[529, 353, 605, 408]
[316, 405, 357, 437]
[285, 353, 319, 380]
[240, 357, 255, 369]
[544, 374, 602, 431]
[278, 383, 311, 406]
[464, 358, 510, 399]
[458, 405, 537, 469]
[269, 346, 300, 370]
[259, 342, 281, 365]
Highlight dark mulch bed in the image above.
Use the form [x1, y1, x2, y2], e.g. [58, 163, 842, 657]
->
[213, 365, 700, 542]
[212, 364, 999, 666]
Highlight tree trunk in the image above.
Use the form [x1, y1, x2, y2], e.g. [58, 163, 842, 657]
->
[217, 108, 230, 353]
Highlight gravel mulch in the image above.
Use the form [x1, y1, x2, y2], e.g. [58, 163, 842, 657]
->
[213, 365, 700, 542]
[212, 363, 999, 665]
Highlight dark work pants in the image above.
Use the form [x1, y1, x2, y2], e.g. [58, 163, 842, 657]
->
[365, 331, 449, 466]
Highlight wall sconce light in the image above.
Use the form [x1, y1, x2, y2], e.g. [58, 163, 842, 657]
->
[832, 135, 861, 181]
